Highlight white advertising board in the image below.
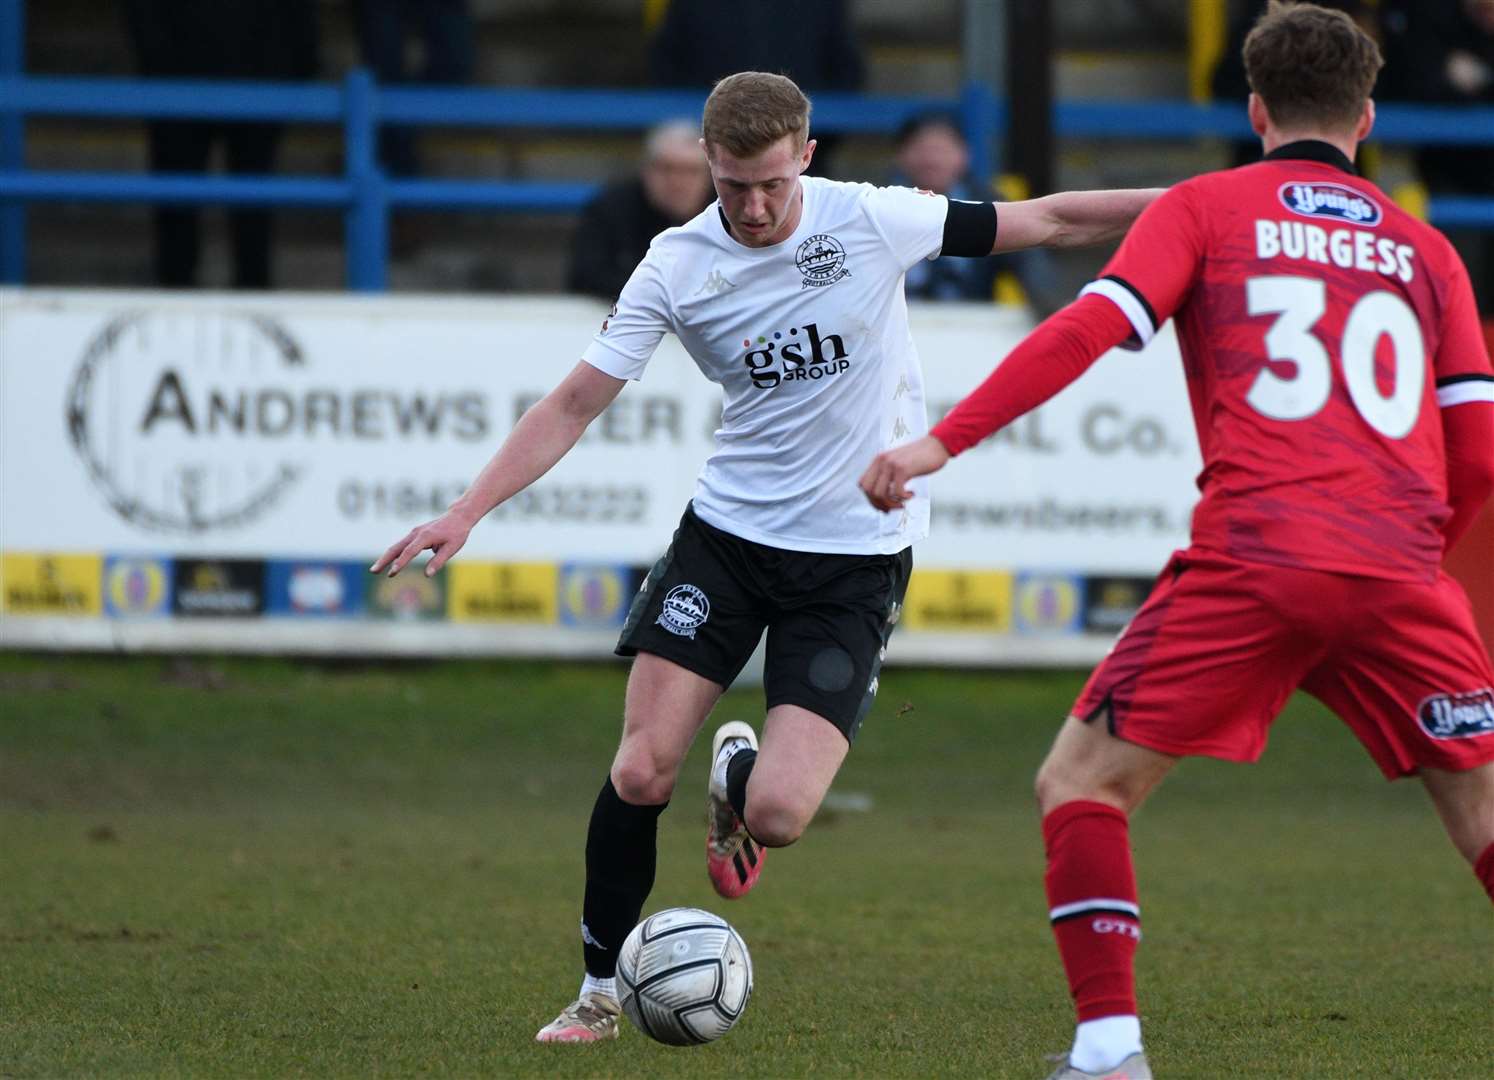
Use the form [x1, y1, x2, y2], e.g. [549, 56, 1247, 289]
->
[1, 288, 1201, 663]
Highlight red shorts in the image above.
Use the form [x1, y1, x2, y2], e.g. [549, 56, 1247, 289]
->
[1073, 548, 1494, 779]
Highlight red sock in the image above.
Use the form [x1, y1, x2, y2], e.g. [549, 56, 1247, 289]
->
[1043, 799, 1141, 1022]
[1476, 841, 1494, 904]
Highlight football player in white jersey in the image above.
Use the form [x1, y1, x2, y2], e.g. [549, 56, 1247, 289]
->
[370, 71, 1162, 1043]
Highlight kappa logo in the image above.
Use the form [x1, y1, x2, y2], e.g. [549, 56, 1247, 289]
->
[1278, 182, 1382, 226]
[695, 268, 736, 296]
[657, 583, 710, 639]
[1417, 688, 1494, 740]
[579, 921, 607, 950]
[600, 302, 618, 333]
[796, 233, 850, 289]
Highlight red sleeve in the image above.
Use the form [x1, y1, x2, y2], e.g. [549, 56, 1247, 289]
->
[1442, 402, 1494, 551]
[1077, 182, 1207, 350]
[930, 294, 1134, 456]
[1432, 249, 1494, 384]
[1431, 245, 1494, 549]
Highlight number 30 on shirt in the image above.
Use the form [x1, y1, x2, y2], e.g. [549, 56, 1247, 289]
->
[1245, 274, 1425, 439]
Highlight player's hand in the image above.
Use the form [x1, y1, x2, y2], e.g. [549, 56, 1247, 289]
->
[370, 509, 477, 578]
[859, 435, 951, 512]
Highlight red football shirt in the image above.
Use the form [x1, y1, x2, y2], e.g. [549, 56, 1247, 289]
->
[1077, 141, 1494, 582]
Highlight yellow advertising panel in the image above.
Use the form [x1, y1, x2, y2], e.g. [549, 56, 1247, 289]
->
[901, 569, 1013, 633]
[448, 562, 558, 624]
[2, 552, 104, 615]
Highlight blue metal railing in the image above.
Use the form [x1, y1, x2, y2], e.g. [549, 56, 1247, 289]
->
[1, 67, 1492, 290]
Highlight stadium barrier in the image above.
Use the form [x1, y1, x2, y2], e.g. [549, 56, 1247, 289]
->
[0, 288, 1206, 666]
[2, 71, 1494, 288]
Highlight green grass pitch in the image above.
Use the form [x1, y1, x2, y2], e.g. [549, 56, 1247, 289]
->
[2, 652, 1490, 1078]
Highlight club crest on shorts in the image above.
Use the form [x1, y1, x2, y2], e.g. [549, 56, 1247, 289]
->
[1417, 688, 1494, 740]
[657, 583, 710, 639]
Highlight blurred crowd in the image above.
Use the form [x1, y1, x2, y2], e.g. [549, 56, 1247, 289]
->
[109, 0, 1494, 312]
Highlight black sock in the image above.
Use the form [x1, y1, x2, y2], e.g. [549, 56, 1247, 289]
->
[725, 747, 757, 822]
[581, 776, 667, 977]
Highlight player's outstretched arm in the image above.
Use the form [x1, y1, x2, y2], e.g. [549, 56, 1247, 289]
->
[859, 436, 951, 512]
[370, 361, 626, 577]
[992, 188, 1165, 252]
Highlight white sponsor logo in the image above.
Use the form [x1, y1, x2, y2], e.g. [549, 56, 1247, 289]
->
[1092, 917, 1142, 939]
[288, 566, 344, 612]
[580, 921, 607, 950]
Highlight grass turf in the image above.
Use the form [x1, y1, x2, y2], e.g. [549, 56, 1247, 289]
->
[1, 652, 1489, 1078]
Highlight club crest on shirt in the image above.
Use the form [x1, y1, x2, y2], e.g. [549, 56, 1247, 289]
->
[1417, 688, 1494, 740]
[796, 233, 850, 289]
[657, 583, 710, 639]
[1278, 182, 1382, 226]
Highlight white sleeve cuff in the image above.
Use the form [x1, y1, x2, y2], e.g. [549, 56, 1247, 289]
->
[1436, 376, 1494, 408]
[1079, 276, 1157, 352]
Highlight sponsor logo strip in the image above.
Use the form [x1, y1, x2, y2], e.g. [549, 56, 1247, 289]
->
[901, 570, 1013, 633]
[104, 555, 173, 617]
[448, 562, 558, 623]
[2, 552, 104, 616]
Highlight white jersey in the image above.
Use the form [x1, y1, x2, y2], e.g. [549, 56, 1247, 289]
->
[581, 175, 949, 555]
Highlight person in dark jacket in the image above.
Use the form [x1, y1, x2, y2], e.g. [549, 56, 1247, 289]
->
[567, 121, 713, 301]
[648, 0, 864, 174]
[124, 0, 320, 289]
[1381, 0, 1494, 309]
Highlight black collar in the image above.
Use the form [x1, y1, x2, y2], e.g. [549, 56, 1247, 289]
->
[1263, 139, 1357, 176]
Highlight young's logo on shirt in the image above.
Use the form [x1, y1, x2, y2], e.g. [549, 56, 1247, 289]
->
[1278, 182, 1382, 226]
[740, 322, 852, 389]
[796, 233, 850, 289]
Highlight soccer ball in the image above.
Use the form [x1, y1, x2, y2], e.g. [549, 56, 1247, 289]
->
[617, 907, 753, 1045]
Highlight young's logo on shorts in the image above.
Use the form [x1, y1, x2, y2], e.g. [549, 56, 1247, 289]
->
[1417, 688, 1494, 740]
[657, 583, 709, 639]
[796, 233, 849, 288]
[1278, 182, 1382, 225]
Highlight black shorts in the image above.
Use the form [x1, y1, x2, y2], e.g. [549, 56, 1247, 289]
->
[616, 504, 912, 743]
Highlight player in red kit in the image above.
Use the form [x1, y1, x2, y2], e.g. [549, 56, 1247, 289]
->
[860, 4, 1494, 1078]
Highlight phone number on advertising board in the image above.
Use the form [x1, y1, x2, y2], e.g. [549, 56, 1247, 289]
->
[336, 480, 649, 524]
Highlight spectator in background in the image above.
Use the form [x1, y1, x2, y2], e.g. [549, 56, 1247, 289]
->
[353, 0, 475, 177]
[1381, 0, 1494, 311]
[892, 113, 1065, 315]
[648, 0, 864, 174]
[566, 120, 713, 301]
[124, 0, 319, 289]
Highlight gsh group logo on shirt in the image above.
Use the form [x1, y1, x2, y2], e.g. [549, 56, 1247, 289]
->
[741, 322, 851, 389]
[1278, 182, 1382, 226]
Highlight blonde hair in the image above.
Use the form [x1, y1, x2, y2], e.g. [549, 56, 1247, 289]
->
[701, 71, 811, 158]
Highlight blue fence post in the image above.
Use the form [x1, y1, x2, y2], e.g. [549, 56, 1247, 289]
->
[0, 0, 26, 283]
[960, 81, 999, 197]
[343, 68, 387, 291]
